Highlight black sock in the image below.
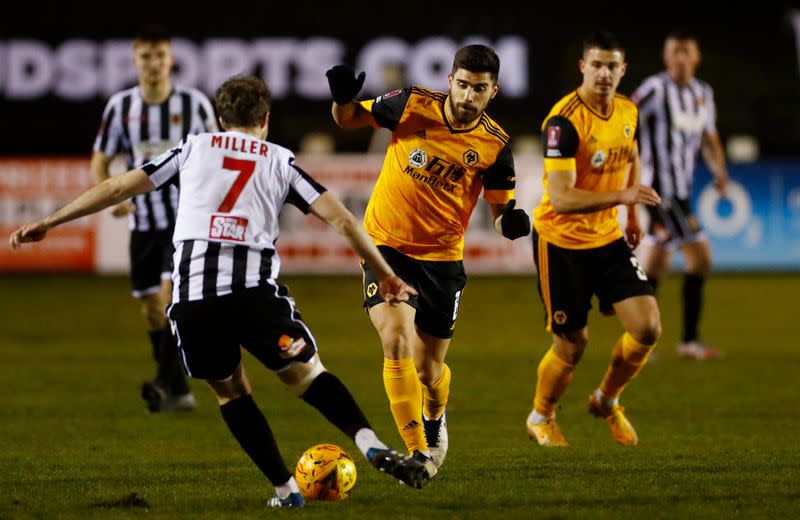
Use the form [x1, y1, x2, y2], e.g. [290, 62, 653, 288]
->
[301, 372, 371, 439]
[158, 326, 190, 395]
[220, 395, 291, 486]
[148, 330, 161, 362]
[649, 276, 659, 294]
[682, 273, 705, 342]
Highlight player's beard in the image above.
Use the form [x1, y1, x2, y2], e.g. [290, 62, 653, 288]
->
[447, 96, 481, 126]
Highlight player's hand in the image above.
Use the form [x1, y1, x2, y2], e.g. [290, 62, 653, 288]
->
[111, 201, 134, 218]
[9, 221, 50, 250]
[379, 275, 418, 304]
[326, 65, 366, 105]
[715, 175, 729, 198]
[625, 215, 643, 249]
[496, 199, 531, 240]
[619, 185, 661, 207]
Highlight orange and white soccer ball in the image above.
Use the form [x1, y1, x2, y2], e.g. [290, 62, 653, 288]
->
[295, 443, 357, 501]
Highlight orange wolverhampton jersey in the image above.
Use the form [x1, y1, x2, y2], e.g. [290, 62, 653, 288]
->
[358, 86, 515, 261]
[534, 89, 638, 249]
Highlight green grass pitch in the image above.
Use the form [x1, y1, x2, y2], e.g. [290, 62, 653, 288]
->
[1, 274, 798, 518]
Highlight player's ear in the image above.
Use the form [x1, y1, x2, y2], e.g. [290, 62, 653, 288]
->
[491, 81, 500, 100]
[620, 62, 628, 77]
[218, 116, 227, 131]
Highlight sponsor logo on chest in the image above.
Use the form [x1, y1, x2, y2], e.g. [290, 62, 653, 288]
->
[209, 215, 248, 241]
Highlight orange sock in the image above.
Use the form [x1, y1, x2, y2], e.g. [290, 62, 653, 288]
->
[383, 358, 427, 453]
[422, 363, 451, 420]
[533, 346, 577, 417]
[599, 333, 655, 399]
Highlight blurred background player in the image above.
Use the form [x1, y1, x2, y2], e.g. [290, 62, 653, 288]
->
[10, 74, 431, 508]
[526, 32, 662, 447]
[632, 30, 730, 361]
[91, 26, 218, 411]
[326, 45, 531, 475]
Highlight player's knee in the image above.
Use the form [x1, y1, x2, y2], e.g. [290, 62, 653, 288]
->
[555, 329, 589, 364]
[415, 360, 443, 387]
[377, 325, 414, 358]
[281, 357, 327, 397]
[208, 379, 250, 405]
[631, 317, 662, 346]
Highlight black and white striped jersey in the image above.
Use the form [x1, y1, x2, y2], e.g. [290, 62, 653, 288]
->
[632, 72, 716, 201]
[141, 131, 326, 303]
[93, 85, 218, 232]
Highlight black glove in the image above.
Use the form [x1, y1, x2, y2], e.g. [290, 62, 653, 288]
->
[325, 65, 366, 104]
[500, 199, 531, 240]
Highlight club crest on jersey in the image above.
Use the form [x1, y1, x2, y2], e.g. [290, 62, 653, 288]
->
[591, 150, 607, 167]
[553, 310, 568, 325]
[209, 215, 248, 241]
[463, 149, 479, 166]
[278, 334, 307, 358]
[623, 123, 632, 139]
[408, 148, 428, 168]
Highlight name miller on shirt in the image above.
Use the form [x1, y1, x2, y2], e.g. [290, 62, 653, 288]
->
[211, 134, 269, 157]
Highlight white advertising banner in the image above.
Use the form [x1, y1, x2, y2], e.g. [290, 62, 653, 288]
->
[0, 155, 545, 275]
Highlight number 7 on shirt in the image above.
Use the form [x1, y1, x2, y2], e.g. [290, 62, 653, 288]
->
[217, 157, 256, 213]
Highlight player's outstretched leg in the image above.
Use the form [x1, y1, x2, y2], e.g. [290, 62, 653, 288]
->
[294, 366, 433, 487]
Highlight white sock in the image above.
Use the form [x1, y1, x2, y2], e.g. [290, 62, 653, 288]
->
[594, 388, 619, 409]
[528, 409, 552, 425]
[422, 409, 445, 421]
[354, 428, 388, 458]
[275, 477, 300, 499]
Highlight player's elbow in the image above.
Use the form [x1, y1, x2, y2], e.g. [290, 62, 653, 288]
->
[332, 211, 361, 237]
[106, 177, 128, 201]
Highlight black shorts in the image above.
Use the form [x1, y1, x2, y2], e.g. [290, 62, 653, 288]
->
[361, 246, 467, 339]
[645, 197, 705, 247]
[130, 230, 174, 297]
[167, 284, 318, 380]
[532, 230, 654, 334]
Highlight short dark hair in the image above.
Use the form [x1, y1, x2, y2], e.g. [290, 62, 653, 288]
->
[451, 44, 500, 81]
[215, 75, 272, 128]
[666, 29, 698, 43]
[134, 25, 170, 44]
[583, 31, 625, 55]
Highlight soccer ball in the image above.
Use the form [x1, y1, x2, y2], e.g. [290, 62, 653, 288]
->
[295, 443, 357, 501]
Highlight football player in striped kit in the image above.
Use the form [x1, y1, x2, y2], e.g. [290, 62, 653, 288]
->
[632, 31, 730, 360]
[91, 26, 218, 412]
[11, 74, 431, 507]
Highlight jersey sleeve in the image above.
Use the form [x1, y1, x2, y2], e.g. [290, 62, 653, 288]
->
[283, 156, 327, 214]
[481, 142, 515, 204]
[631, 78, 660, 118]
[141, 137, 192, 188]
[358, 88, 412, 131]
[93, 97, 124, 156]
[542, 115, 580, 172]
